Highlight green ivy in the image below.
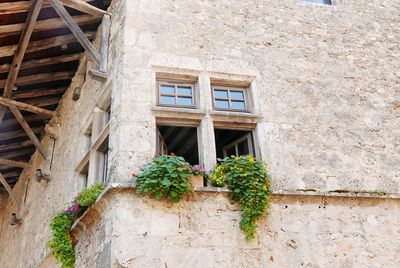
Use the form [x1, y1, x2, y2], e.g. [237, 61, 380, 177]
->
[48, 183, 105, 268]
[133, 155, 194, 202]
[209, 155, 272, 240]
[78, 182, 105, 207]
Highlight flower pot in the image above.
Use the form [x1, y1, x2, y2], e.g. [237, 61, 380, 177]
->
[190, 175, 204, 188]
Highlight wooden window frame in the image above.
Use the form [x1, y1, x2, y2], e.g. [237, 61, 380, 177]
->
[157, 81, 197, 109]
[212, 86, 249, 112]
[222, 133, 255, 158]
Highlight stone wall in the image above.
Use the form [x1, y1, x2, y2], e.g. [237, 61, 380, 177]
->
[115, 0, 400, 195]
[106, 190, 400, 267]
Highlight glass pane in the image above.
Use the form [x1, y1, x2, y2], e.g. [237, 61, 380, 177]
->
[231, 101, 246, 109]
[238, 138, 250, 155]
[160, 85, 175, 95]
[177, 86, 192, 96]
[177, 97, 193, 106]
[215, 100, 229, 109]
[214, 89, 228, 99]
[160, 96, 176, 104]
[230, 90, 244, 100]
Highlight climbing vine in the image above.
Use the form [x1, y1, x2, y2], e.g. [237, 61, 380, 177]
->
[48, 182, 105, 268]
[209, 155, 272, 240]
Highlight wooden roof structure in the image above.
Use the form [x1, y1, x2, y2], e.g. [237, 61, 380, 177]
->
[0, 0, 110, 205]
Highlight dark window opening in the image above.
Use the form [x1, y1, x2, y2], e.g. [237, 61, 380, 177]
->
[157, 125, 199, 165]
[214, 128, 255, 160]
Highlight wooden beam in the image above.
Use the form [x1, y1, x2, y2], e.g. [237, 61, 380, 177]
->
[0, 140, 33, 154]
[12, 87, 67, 100]
[49, 0, 101, 65]
[0, 158, 31, 169]
[99, 14, 110, 73]
[0, 0, 95, 15]
[62, 0, 108, 16]
[0, 32, 95, 58]
[0, 15, 102, 38]
[0, 54, 81, 74]
[0, 128, 42, 142]
[0, 96, 56, 117]
[0, 172, 21, 208]
[0, 0, 44, 123]
[8, 105, 46, 159]
[0, 71, 75, 88]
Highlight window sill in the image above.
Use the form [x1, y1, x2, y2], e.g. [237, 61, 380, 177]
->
[152, 106, 206, 126]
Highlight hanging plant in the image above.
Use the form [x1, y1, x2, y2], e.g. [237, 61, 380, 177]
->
[133, 155, 194, 203]
[209, 155, 272, 240]
[48, 182, 105, 268]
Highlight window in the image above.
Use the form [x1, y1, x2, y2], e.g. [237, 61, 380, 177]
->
[212, 87, 248, 112]
[214, 129, 255, 159]
[157, 125, 199, 165]
[158, 82, 195, 108]
[304, 0, 332, 5]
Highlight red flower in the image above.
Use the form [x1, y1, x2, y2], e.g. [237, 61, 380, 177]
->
[170, 152, 176, 156]
[131, 172, 137, 178]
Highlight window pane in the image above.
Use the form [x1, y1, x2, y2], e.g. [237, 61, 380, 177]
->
[231, 100, 246, 109]
[230, 90, 244, 100]
[160, 85, 175, 95]
[177, 86, 192, 96]
[215, 100, 229, 108]
[177, 96, 193, 106]
[225, 146, 236, 157]
[214, 89, 228, 98]
[160, 96, 176, 104]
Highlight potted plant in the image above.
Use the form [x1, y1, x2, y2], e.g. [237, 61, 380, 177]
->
[191, 165, 207, 188]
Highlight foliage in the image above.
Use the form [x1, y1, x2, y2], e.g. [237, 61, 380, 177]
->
[209, 155, 272, 240]
[48, 183, 105, 268]
[77, 182, 105, 207]
[133, 155, 194, 202]
[192, 165, 207, 176]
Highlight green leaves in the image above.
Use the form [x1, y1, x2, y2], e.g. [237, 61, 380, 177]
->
[210, 155, 272, 240]
[133, 155, 194, 203]
[49, 183, 106, 268]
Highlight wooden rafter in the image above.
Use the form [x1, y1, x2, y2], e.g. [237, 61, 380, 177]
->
[62, 0, 108, 16]
[0, 71, 75, 88]
[0, 15, 102, 38]
[0, 0, 44, 123]
[0, 172, 21, 208]
[0, 158, 31, 169]
[0, 96, 56, 117]
[8, 105, 47, 159]
[49, 0, 101, 66]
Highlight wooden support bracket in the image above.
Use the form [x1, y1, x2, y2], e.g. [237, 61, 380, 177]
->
[0, 172, 21, 208]
[0, 96, 56, 117]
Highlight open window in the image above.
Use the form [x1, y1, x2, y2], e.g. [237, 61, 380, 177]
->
[214, 128, 255, 159]
[157, 125, 199, 165]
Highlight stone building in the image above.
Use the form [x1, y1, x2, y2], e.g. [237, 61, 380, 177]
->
[0, 0, 399, 267]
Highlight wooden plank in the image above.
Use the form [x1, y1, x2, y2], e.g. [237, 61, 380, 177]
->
[0, 32, 95, 58]
[0, 172, 21, 208]
[0, 0, 44, 123]
[0, 128, 41, 141]
[0, 96, 56, 117]
[49, 0, 101, 65]
[62, 0, 108, 16]
[0, 140, 33, 153]
[12, 87, 67, 100]
[0, 15, 101, 38]
[8, 104, 46, 159]
[0, 71, 75, 88]
[99, 14, 110, 73]
[0, 158, 31, 169]
[0, 54, 81, 74]
[0, 0, 95, 15]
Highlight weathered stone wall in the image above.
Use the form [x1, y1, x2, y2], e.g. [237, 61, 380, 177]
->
[115, 0, 400, 194]
[0, 0, 124, 266]
[110, 190, 400, 267]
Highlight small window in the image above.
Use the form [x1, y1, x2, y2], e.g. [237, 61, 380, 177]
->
[214, 128, 255, 159]
[157, 125, 199, 165]
[158, 82, 195, 108]
[212, 87, 248, 112]
[304, 0, 332, 5]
